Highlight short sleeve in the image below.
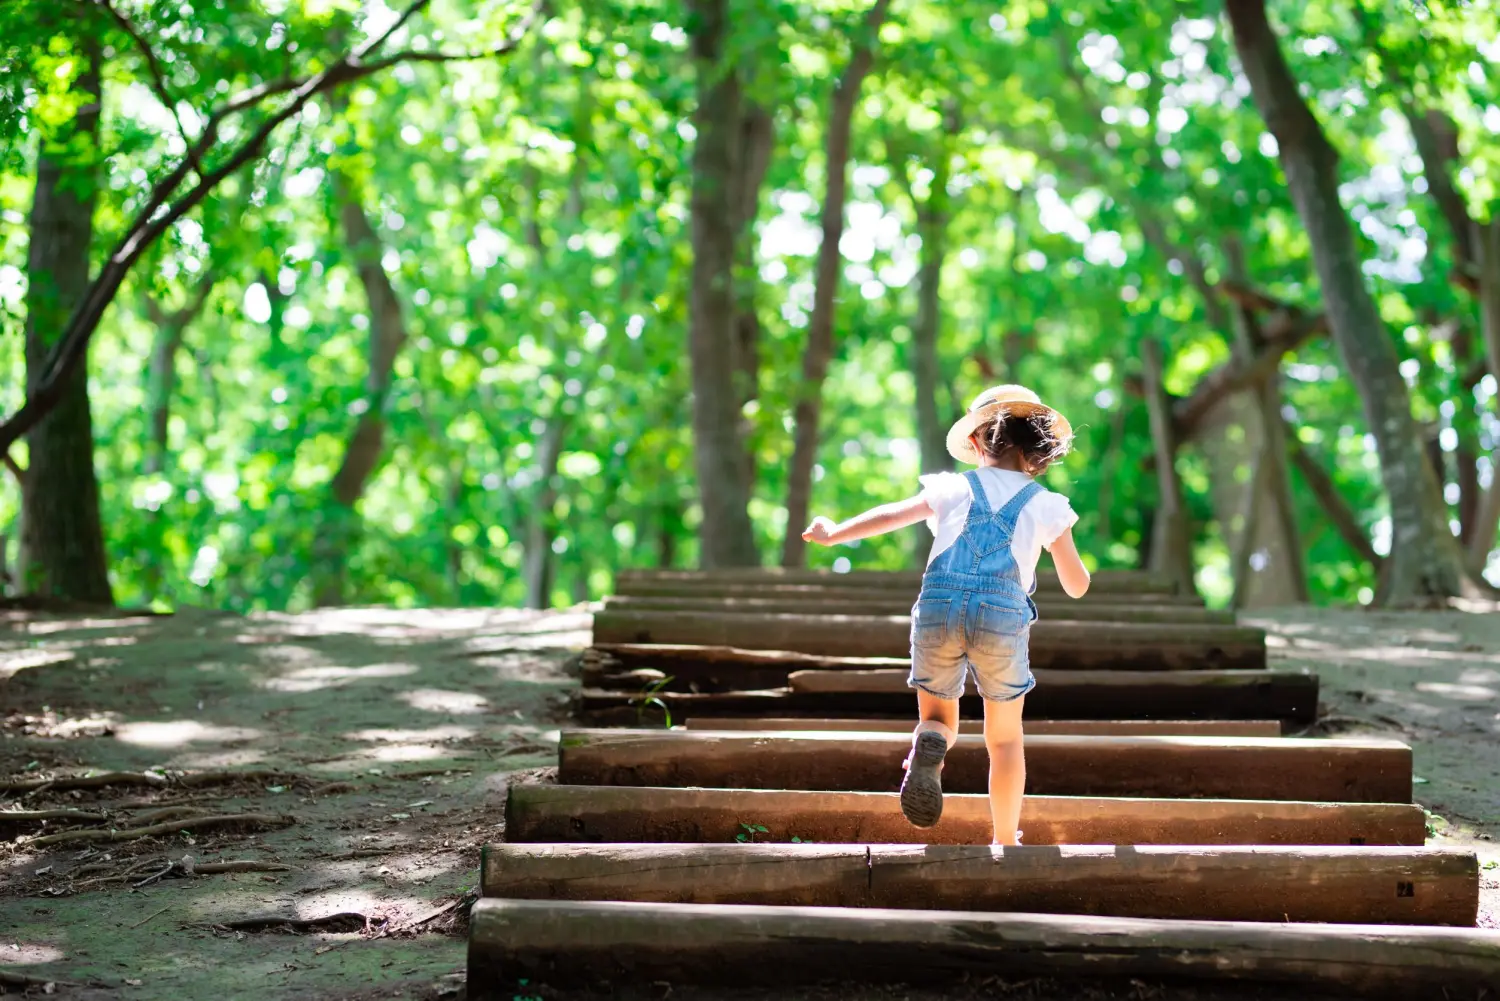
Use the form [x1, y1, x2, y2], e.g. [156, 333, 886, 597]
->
[918, 472, 971, 536]
[1034, 491, 1079, 550]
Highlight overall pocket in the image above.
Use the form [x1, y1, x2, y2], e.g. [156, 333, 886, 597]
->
[910, 598, 952, 650]
[969, 600, 1030, 659]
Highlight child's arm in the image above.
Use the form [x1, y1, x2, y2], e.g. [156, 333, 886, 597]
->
[1047, 527, 1091, 598]
[803, 495, 933, 547]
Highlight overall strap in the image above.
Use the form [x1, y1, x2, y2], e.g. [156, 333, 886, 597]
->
[961, 470, 993, 527]
[993, 479, 1044, 531]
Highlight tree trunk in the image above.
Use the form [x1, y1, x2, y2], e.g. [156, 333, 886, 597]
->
[732, 103, 774, 476]
[1226, 0, 1471, 604]
[910, 107, 957, 476]
[19, 39, 111, 605]
[523, 416, 567, 610]
[310, 182, 409, 606]
[781, 0, 893, 567]
[685, 0, 760, 569]
[1466, 216, 1500, 572]
[1141, 340, 1196, 593]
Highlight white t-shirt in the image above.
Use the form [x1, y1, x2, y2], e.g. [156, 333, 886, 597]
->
[918, 468, 1078, 591]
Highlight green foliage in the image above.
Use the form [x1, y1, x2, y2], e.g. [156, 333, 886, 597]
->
[2, 0, 1498, 609]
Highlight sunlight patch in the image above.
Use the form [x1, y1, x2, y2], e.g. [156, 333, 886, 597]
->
[0, 650, 75, 681]
[0, 943, 65, 965]
[262, 663, 419, 693]
[399, 689, 490, 715]
[114, 720, 264, 748]
[345, 725, 475, 744]
[1414, 681, 1497, 702]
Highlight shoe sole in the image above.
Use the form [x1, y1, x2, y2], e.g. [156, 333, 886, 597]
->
[899, 730, 947, 828]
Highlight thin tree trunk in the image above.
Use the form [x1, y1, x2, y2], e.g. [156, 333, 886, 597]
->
[686, 0, 760, 569]
[19, 38, 111, 605]
[1141, 339, 1195, 593]
[781, 0, 893, 567]
[1466, 217, 1500, 570]
[1229, 442, 1271, 612]
[311, 182, 409, 606]
[141, 274, 215, 476]
[732, 103, 774, 424]
[523, 416, 567, 610]
[1223, 238, 1307, 604]
[910, 106, 957, 475]
[1226, 0, 1472, 604]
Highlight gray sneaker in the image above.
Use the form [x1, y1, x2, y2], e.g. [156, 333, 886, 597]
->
[899, 729, 948, 828]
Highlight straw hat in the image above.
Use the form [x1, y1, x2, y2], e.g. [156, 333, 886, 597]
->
[945, 385, 1073, 465]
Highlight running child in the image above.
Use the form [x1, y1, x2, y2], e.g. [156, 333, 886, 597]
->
[802, 385, 1090, 845]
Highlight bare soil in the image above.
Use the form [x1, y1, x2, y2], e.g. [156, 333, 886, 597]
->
[0, 603, 1495, 1000]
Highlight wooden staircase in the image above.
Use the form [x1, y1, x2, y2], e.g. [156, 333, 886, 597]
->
[467, 569, 1500, 999]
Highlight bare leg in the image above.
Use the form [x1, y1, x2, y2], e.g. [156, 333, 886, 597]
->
[982, 695, 1026, 845]
[916, 687, 959, 732]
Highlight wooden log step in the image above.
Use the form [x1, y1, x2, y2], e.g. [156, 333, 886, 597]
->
[682, 717, 1285, 736]
[556, 729, 1410, 803]
[468, 899, 1500, 997]
[603, 595, 1234, 624]
[577, 668, 1320, 724]
[582, 644, 1265, 694]
[479, 843, 1476, 925]
[505, 784, 1427, 846]
[615, 580, 1207, 605]
[591, 613, 1266, 668]
[616, 567, 1186, 595]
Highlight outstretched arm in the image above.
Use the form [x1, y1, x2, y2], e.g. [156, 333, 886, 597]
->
[1047, 527, 1091, 598]
[803, 495, 933, 547]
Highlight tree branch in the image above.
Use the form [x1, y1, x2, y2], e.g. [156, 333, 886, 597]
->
[94, 0, 199, 174]
[0, 0, 540, 458]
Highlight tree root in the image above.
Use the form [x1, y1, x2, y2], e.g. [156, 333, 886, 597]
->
[0, 808, 108, 825]
[1, 768, 293, 794]
[27, 812, 294, 847]
[216, 911, 378, 934]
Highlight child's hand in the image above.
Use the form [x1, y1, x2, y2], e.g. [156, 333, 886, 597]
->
[802, 516, 838, 546]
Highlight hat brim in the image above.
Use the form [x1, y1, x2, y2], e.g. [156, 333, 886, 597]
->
[945, 400, 1073, 465]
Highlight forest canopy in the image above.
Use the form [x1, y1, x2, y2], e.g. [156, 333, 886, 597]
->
[3, 0, 1500, 612]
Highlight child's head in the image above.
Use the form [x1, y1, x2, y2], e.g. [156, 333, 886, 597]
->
[969, 410, 1072, 475]
[945, 385, 1073, 472]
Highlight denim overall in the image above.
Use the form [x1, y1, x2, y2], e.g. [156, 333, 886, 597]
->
[907, 471, 1041, 702]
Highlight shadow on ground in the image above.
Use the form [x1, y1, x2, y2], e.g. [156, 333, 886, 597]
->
[1, 603, 1497, 999]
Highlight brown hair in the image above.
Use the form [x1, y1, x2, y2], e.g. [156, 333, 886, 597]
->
[973, 409, 1073, 475]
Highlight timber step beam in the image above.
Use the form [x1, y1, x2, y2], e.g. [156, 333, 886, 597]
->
[479, 843, 1478, 926]
[615, 567, 1187, 594]
[591, 611, 1266, 668]
[468, 899, 1500, 998]
[681, 717, 1285, 736]
[615, 580, 1207, 605]
[602, 595, 1235, 624]
[578, 670, 1320, 724]
[557, 729, 1411, 803]
[505, 784, 1428, 846]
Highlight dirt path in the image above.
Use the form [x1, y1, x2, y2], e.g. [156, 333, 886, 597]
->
[1, 604, 1496, 999]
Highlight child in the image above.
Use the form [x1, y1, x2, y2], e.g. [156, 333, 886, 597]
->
[802, 385, 1090, 845]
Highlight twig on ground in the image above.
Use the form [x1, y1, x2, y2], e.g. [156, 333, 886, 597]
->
[27, 812, 294, 847]
[133, 860, 178, 888]
[129, 905, 171, 929]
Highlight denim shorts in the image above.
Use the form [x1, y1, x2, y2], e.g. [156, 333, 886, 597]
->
[907, 587, 1036, 702]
